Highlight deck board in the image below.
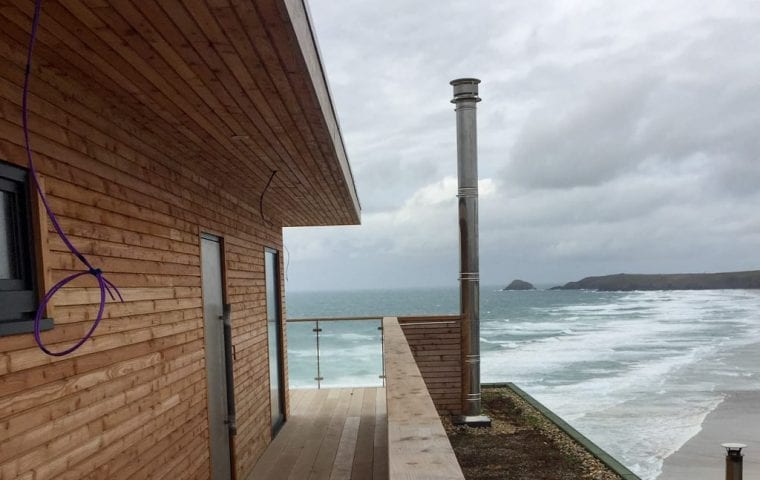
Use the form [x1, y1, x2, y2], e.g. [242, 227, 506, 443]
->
[248, 388, 387, 480]
[372, 388, 389, 480]
[307, 389, 353, 480]
[350, 389, 376, 478]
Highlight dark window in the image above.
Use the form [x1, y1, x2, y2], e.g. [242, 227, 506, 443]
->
[0, 161, 51, 335]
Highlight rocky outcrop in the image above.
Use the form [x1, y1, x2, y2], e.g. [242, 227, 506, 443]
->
[502, 279, 535, 291]
[550, 270, 760, 291]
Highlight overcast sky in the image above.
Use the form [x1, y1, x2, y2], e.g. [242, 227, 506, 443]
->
[283, 0, 760, 292]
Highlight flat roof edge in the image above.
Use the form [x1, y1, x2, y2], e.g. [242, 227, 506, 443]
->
[282, 0, 361, 224]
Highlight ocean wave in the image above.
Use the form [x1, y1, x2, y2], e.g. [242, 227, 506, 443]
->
[288, 287, 760, 480]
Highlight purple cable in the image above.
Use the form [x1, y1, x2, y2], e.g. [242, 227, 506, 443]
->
[24, 0, 123, 356]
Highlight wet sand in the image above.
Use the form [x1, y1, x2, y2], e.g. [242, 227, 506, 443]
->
[658, 390, 760, 479]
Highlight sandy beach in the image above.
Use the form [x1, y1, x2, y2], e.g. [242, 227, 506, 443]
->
[658, 390, 760, 479]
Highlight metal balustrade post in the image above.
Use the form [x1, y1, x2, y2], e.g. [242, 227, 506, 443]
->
[313, 319, 323, 389]
[379, 320, 386, 386]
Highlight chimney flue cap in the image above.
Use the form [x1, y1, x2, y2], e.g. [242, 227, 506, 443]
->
[451, 78, 481, 103]
[722, 443, 746, 456]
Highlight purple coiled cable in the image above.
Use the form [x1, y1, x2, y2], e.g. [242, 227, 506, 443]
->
[24, 0, 123, 356]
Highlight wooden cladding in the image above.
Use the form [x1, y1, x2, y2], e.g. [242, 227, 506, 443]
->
[0, 0, 360, 476]
[0, 0, 359, 228]
[0, 1, 360, 476]
[398, 315, 463, 415]
[0, 153, 288, 479]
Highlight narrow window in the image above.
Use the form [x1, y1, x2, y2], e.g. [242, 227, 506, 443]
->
[265, 248, 285, 435]
[0, 160, 50, 335]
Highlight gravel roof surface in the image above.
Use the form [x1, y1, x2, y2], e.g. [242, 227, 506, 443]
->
[443, 387, 623, 480]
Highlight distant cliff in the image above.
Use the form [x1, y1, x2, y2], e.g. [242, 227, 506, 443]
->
[503, 279, 535, 290]
[551, 271, 760, 291]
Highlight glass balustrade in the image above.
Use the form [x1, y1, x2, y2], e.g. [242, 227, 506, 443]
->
[286, 317, 384, 389]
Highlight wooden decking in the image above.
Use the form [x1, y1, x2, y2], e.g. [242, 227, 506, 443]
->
[248, 388, 387, 480]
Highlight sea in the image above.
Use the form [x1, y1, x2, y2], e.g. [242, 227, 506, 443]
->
[285, 286, 760, 480]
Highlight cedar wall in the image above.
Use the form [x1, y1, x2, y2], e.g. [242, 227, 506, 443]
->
[398, 316, 463, 415]
[0, 48, 289, 480]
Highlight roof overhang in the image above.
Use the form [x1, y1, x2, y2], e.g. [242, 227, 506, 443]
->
[3, 0, 360, 226]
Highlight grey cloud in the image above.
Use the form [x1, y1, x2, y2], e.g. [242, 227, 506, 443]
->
[284, 0, 760, 291]
[502, 13, 760, 195]
[505, 77, 655, 189]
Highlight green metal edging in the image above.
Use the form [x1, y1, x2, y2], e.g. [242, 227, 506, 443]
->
[483, 382, 641, 480]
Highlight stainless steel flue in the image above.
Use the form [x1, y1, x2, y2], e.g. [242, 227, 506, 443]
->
[451, 78, 490, 426]
[723, 443, 746, 480]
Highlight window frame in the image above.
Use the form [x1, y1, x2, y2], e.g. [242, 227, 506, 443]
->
[0, 160, 52, 336]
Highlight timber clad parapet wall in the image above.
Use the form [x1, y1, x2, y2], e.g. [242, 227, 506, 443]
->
[398, 315, 463, 415]
[384, 317, 465, 480]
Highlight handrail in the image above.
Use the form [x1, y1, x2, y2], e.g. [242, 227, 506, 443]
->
[398, 314, 460, 322]
[288, 315, 459, 323]
[286, 316, 382, 323]
[399, 320, 459, 326]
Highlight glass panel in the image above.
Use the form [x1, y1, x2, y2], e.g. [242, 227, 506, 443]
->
[286, 321, 319, 388]
[265, 250, 284, 432]
[0, 191, 15, 280]
[319, 319, 383, 388]
[265, 252, 277, 321]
